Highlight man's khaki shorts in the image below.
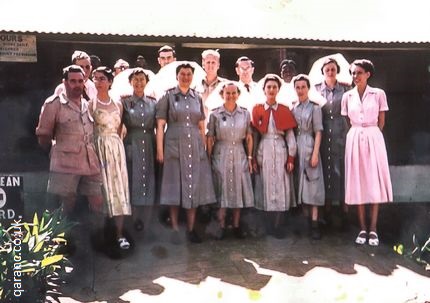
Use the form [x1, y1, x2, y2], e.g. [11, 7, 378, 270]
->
[47, 172, 102, 197]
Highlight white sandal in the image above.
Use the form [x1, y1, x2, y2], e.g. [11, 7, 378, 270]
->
[118, 237, 130, 249]
[368, 232, 379, 246]
[355, 230, 367, 245]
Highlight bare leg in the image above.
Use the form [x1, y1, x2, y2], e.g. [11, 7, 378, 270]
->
[170, 206, 180, 231]
[114, 215, 125, 238]
[186, 208, 197, 232]
[311, 206, 319, 222]
[232, 209, 241, 228]
[88, 195, 104, 214]
[369, 204, 379, 233]
[357, 204, 367, 231]
[218, 208, 227, 228]
[60, 194, 77, 215]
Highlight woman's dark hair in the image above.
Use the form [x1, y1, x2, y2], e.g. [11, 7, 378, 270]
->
[219, 81, 241, 97]
[128, 67, 150, 82]
[92, 66, 114, 82]
[176, 63, 195, 75]
[262, 74, 282, 90]
[351, 59, 375, 78]
[293, 74, 311, 88]
[321, 57, 340, 74]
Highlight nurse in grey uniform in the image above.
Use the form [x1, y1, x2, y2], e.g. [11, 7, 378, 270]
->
[314, 58, 350, 227]
[156, 63, 216, 243]
[207, 82, 254, 239]
[121, 68, 157, 233]
[292, 74, 325, 240]
[251, 74, 297, 239]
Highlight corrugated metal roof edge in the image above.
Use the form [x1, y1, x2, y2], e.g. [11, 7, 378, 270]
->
[3, 30, 430, 47]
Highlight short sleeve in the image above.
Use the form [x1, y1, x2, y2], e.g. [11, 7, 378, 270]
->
[155, 92, 169, 120]
[312, 104, 323, 132]
[206, 112, 216, 137]
[341, 93, 348, 116]
[378, 89, 389, 112]
[35, 100, 59, 138]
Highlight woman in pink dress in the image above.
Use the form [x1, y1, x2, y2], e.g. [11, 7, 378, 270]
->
[341, 59, 393, 246]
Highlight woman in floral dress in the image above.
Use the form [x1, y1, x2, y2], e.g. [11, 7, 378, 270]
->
[90, 66, 131, 249]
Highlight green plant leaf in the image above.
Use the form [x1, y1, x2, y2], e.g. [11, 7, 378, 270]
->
[22, 223, 32, 242]
[28, 235, 36, 250]
[33, 238, 45, 253]
[52, 237, 67, 243]
[32, 212, 40, 236]
[41, 255, 64, 267]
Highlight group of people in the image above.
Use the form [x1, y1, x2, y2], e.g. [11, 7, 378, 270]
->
[35, 46, 393, 252]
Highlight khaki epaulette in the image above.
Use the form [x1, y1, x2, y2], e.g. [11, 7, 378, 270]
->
[45, 94, 60, 104]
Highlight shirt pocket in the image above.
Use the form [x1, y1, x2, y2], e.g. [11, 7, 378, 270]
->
[52, 144, 82, 169]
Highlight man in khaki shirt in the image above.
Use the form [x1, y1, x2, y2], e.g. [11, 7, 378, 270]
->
[36, 65, 103, 215]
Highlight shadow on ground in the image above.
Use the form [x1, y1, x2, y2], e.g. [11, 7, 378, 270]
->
[59, 203, 430, 303]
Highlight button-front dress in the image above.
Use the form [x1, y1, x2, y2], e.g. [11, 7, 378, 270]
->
[156, 87, 216, 209]
[293, 100, 325, 206]
[315, 82, 350, 202]
[122, 94, 156, 206]
[252, 103, 297, 211]
[341, 85, 393, 204]
[207, 105, 254, 208]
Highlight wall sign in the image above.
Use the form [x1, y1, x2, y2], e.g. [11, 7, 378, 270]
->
[0, 176, 24, 227]
[0, 33, 37, 62]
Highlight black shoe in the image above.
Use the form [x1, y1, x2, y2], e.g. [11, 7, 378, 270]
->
[134, 219, 144, 232]
[311, 221, 321, 240]
[233, 226, 246, 239]
[216, 228, 226, 240]
[187, 230, 202, 243]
